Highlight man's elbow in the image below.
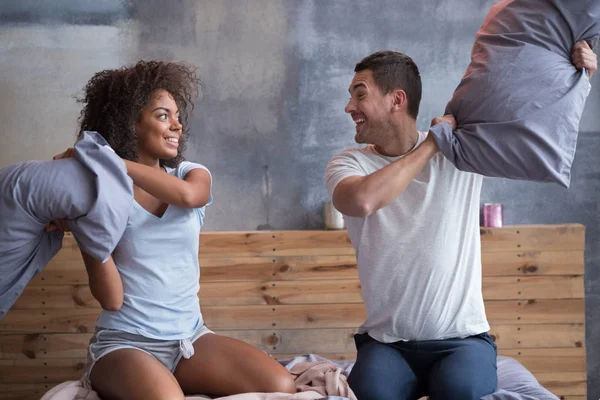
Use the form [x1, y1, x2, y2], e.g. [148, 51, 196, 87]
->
[353, 200, 376, 217]
[334, 198, 375, 218]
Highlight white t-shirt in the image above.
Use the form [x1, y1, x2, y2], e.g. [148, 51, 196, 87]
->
[325, 131, 489, 342]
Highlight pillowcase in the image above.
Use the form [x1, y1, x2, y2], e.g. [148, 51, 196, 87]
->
[480, 356, 559, 400]
[429, 0, 600, 187]
[0, 131, 132, 318]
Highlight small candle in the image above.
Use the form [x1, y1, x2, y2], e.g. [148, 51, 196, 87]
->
[482, 203, 503, 228]
[323, 201, 345, 230]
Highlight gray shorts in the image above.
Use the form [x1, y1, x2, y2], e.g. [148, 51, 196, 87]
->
[83, 325, 213, 387]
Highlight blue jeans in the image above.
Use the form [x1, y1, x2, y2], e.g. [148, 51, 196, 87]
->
[348, 332, 498, 400]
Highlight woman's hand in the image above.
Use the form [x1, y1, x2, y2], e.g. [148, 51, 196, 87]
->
[44, 219, 70, 233]
[431, 114, 457, 131]
[572, 40, 598, 79]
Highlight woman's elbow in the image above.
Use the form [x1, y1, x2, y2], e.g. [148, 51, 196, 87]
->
[97, 292, 124, 311]
[181, 188, 210, 208]
[100, 299, 123, 311]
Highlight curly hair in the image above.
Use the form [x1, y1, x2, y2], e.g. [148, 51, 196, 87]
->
[77, 60, 201, 168]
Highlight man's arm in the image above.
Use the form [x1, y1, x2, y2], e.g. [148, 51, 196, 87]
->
[332, 116, 455, 218]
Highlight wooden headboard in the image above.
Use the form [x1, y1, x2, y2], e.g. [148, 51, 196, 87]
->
[0, 224, 586, 400]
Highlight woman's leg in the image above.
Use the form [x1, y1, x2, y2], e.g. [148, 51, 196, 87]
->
[90, 348, 185, 400]
[173, 333, 296, 397]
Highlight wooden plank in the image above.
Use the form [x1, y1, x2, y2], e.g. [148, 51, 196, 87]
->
[13, 285, 98, 309]
[202, 304, 366, 330]
[32, 225, 584, 286]
[0, 333, 92, 359]
[14, 275, 584, 311]
[3, 304, 364, 333]
[201, 250, 584, 280]
[33, 255, 360, 286]
[29, 268, 89, 287]
[0, 324, 585, 360]
[0, 324, 585, 359]
[14, 280, 364, 309]
[0, 308, 98, 334]
[30, 250, 585, 286]
[199, 231, 355, 257]
[0, 384, 56, 400]
[201, 280, 364, 306]
[39, 225, 582, 260]
[489, 324, 585, 349]
[485, 299, 584, 325]
[0, 299, 584, 334]
[200, 255, 358, 282]
[480, 224, 585, 252]
[500, 348, 586, 373]
[0, 329, 357, 361]
[481, 250, 584, 276]
[482, 276, 584, 300]
[0, 359, 86, 383]
[33, 248, 584, 287]
[199, 225, 584, 256]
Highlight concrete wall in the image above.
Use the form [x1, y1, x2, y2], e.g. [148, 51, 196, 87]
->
[1, 1, 598, 397]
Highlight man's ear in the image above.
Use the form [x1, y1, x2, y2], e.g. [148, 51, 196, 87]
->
[391, 89, 407, 112]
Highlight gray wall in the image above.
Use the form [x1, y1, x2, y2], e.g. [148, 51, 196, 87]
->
[0, 1, 598, 397]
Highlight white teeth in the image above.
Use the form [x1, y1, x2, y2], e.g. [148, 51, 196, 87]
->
[354, 119, 365, 124]
[165, 138, 179, 143]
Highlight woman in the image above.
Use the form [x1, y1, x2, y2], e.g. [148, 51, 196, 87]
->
[51, 61, 295, 399]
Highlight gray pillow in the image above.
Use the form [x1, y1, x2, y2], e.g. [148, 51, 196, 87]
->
[0, 131, 132, 318]
[429, 0, 600, 187]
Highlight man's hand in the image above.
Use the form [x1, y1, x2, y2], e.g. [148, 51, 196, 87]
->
[431, 114, 457, 131]
[572, 40, 597, 79]
[44, 219, 70, 233]
[53, 147, 75, 160]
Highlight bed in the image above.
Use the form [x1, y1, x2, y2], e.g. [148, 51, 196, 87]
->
[0, 224, 586, 399]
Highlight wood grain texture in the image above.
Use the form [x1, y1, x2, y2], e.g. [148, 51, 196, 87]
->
[0, 225, 586, 398]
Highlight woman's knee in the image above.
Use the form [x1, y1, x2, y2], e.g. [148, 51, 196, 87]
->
[265, 369, 296, 394]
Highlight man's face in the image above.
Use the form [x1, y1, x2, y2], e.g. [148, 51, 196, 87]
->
[345, 69, 394, 145]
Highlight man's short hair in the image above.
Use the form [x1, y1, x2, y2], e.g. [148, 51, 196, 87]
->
[355, 51, 422, 119]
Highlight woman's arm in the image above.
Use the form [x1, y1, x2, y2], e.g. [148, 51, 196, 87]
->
[572, 40, 598, 79]
[123, 160, 211, 209]
[47, 150, 124, 310]
[80, 251, 124, 311]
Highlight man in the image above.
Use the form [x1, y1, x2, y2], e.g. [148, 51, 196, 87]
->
[325, 46, 596, 400]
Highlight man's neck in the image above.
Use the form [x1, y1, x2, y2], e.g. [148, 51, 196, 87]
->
[374, 119, 419, 157]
